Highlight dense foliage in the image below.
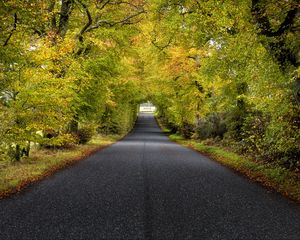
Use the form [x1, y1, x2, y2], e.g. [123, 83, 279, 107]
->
[144, 0, 300, 170]
[0, 0, 144, 161]
[0, 0, 299, 170]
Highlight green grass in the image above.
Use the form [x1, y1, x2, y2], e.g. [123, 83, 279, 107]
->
[158, 119, 300, 203]
[0, 134, 121, 198]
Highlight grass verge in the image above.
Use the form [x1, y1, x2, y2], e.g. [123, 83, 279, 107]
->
[157, 119, 300, 203]
[0, 134, 121, 199]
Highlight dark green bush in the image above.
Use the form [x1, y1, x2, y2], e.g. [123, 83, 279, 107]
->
[181, 122, 194, 138]
[161, 117, 178, 134]
[77, 126, 95, 144]
[263, 104, 300, 169]
[207, 113, 227, 138]
[224, 108, 248, 141]
[194, 119, 212, 140]
[194, 113, 227, 140]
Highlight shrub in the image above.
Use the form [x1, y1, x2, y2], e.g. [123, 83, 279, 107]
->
[224, 107, 248, 142]
[207, 113, 227, 138]
[240, 111, 270, 156]
[181, 122, 194, 138]
[41, 133, 78, 149]
[77, 126, 95, 144]
[264, 113, 300, 169]
[194, 113, 227, 140]
[194, 119, 212, 140]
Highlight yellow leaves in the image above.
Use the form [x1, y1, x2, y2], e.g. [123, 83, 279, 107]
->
[188, 48, 208, 58]
[121, 56, 136, 67]
[31, 37, 76, 68]
[106, 99, 117, 108]
[164, 47, 195, 76]
[88, 36, 116, 50]
[163, 46, 208, 79]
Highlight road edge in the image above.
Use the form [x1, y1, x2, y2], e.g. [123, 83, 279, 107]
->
[155, 117, 300, 204]
[0, 133, 128, 199]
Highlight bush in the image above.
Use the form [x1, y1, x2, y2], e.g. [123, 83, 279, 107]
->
[224, 107, 248, 141]
[181, 122, 194, 138]
[208, 113, 227, 138]
[77, 126, 95, 144]
[161, 118, 178, 134]
[41, 133, 78, 149]
[239, 111, 270, 156]
[194, 113, 227, 140]
[264, 112, 300, 169]
[194, 119, 212, 140]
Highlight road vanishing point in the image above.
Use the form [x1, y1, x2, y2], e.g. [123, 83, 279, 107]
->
[1, 113, 300, 240]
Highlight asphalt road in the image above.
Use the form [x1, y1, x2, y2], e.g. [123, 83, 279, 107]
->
[1, 113, 300, 240]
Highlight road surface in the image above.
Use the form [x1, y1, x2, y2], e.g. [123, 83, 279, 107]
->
[1, 113, 300, 239]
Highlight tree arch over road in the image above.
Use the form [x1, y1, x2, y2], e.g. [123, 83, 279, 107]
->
[0, 0, 299, 168]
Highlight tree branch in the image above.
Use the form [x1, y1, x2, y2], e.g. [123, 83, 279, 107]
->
[86, 9, 146, 32]
[3, 13, 17, 47]
[151, 36, 173, 51]
[96, 0, 111, 10]
[118, 10, 146, 26]
[76, 0, 93, 41]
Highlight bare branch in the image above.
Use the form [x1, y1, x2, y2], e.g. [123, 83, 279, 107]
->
[96, 0, 111, 10]
[118, 9, 146, 25]
[3, 13, 17, 47]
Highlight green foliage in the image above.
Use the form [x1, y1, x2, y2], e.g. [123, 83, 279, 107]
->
[146, 0, 299, 170]
[99, 103, 137, 135]
[0, 0, 144, 161]
[0, 0, 298, 172]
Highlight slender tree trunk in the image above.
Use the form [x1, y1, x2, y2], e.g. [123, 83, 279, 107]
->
[48, 0, 57, 31]
[15, 144, 21, 161]
[25, 141, 31, 157]
[69, 120, 79, 133]
[69, 114, 79, 133]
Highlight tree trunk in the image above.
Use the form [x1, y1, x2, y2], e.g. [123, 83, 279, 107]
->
[15, 144, 21, 161]
[25, 141, 31, 157]
[48, 0, 57, 31]
[57, 0, 73, 38]
[69, 119, 79, 133]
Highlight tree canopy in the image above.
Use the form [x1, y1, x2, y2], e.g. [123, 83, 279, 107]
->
[0, 0, 299, 169]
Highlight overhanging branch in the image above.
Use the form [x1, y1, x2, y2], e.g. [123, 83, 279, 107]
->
[86, 9, 146, 32]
